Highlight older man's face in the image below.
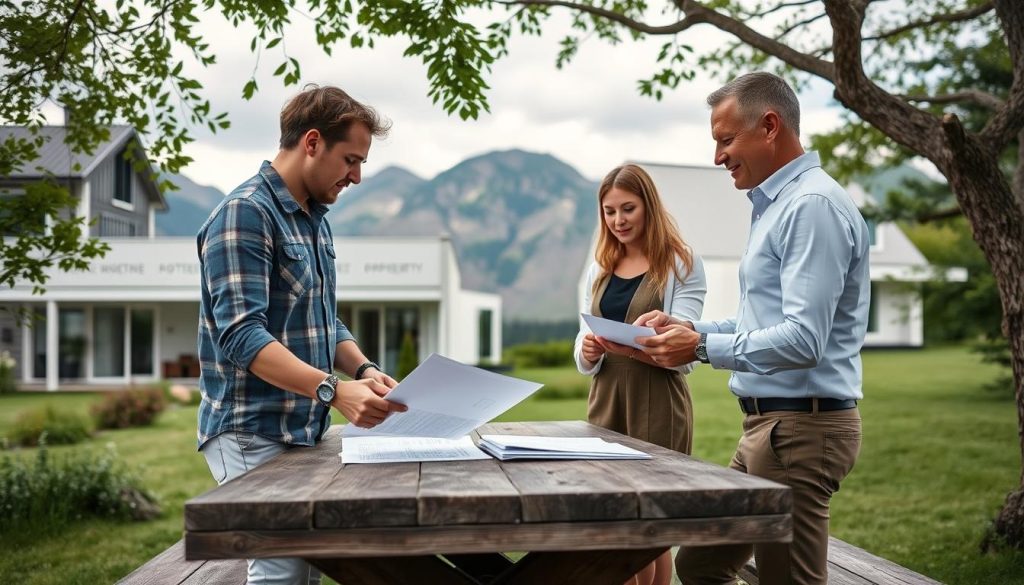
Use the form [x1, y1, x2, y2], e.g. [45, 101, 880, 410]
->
[710, 97, 774, 190]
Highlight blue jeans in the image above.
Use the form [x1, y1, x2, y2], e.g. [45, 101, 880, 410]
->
[201, 431, 322, 585]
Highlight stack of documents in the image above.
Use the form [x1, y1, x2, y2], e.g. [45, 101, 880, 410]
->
[340, 353, 543, 464]
[477, 434, 651, 461]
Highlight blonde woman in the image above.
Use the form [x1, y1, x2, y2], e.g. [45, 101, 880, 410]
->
[574, 164, 707, 585]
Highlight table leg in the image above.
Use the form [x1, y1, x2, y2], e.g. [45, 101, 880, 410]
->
[309, 556, 480, 585]
[492, 548, 668, 585]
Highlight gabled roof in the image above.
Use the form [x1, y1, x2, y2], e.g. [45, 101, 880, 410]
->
[0, 125, 165, 209]
[631, 160, 928, 267]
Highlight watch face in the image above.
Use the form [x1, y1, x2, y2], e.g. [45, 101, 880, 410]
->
[317, 382, 335, 404]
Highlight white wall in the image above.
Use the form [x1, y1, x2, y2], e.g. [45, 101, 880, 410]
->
[449, 290, 502, 364]
[865, 282, 923, 347]
[160, 302, 200, 363]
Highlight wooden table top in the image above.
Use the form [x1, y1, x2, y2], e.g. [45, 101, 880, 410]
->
[184, 420, 791, 560]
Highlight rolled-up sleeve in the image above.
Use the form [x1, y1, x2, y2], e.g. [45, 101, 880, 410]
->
[706, 195, 855, 374]
[335, 318, 355, 344]
[200, 199, 277, 370]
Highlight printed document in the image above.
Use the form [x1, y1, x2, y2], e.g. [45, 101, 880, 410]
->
[342, 353, 543, 440]
[341, 436, 490, 464]
[477, 434, 651, 461]
[581, 313, 656, 350]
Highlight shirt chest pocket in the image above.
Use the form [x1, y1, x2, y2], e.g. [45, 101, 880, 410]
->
[276, 243, 314, 297]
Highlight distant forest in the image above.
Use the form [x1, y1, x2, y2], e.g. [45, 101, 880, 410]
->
[503, 320, 577, 347]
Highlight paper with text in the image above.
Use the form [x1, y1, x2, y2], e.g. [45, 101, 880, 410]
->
[342, 353, 543, 439]
[340, 436, 490, 464]
[581, 313, 656, 350]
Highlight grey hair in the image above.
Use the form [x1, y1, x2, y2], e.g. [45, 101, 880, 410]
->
[707, 72, 801, 136]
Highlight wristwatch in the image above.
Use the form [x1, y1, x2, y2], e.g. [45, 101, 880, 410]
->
[355, 361, 381, 380]
[695, 333, 710, 364]
[315, 374, 339, 407]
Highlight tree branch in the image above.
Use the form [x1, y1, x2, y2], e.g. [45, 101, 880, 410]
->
[496, 0, 697, 35]
[680, 0, 835, 81]
[899, 90, 1004, 110]
[864, 1, 995, 41]
[823, 0, 948, 164]
[981, 0, 1024, 150]
[743, 0, 818, 19]
[775, 11, 829, 41]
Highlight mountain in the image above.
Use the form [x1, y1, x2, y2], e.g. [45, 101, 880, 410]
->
[155, 173, 226, 236]
[155, 150, 599, 321]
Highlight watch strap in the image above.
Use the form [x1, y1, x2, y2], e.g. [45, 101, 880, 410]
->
[355, 361, 381, 380]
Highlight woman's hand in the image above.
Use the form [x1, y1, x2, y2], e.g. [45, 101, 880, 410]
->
[633, 310, 679, 328]
[581, 333, 606, 364]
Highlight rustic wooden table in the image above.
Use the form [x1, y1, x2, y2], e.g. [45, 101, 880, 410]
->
[184, 420, 791, 585]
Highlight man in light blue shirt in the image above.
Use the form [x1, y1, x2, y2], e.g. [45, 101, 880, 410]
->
[635, 72, 869, 585]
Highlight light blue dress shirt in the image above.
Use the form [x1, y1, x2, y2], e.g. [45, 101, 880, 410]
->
[693, 152, 871, 400]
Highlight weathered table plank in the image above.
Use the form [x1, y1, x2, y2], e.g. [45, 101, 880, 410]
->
[315, 461, 421, 529]
[185, 515, 792, 560]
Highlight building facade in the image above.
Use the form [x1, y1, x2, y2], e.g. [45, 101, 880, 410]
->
[0, 127, 501, 390]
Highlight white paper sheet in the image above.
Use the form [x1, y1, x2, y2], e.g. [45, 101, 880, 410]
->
[477, 434, 651, 460]
[341, 435, 490, 464]
[342, 353, 543, 439]
[581, 313, 656, 350]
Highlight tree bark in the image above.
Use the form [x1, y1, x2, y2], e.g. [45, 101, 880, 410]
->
[940, 114, 1024, 547]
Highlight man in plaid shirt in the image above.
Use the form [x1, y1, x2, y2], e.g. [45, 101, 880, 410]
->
[196, 85, 406, 585]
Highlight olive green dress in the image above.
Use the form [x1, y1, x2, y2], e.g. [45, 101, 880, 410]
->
[588, 273, 694, 454]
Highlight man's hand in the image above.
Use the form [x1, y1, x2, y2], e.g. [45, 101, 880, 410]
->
[581, 333, 606, 364]
[334, 379, 407, 428]
[361, 367, 398, 391]
[635, 324, 701, 367]
[632, 310, 692, 329]
[595, 336, 638, 358]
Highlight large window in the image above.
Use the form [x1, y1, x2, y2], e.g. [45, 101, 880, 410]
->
[867, 283, 879, 334]
[93, 307, 125, 377]
[130, 309, 154, 376]
[33, 307, 46, 378]
[58, 308, 86, 379]
[114, 147, 133, 206]
[385, 307, 419, 374]
[478, 309, 493, 361]
[357, 308, 381, 366]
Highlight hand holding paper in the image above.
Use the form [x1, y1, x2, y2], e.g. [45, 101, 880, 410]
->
[581, 313, 656, 350]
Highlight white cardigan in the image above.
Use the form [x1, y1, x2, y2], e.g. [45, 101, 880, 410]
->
[574, 255, 707, 375]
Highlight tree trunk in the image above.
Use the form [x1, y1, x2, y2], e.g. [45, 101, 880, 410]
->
[940, 116, 1024, 548]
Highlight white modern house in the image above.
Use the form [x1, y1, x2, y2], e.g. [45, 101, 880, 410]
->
[579, 161, 962, 348]
[0, 126, 501, 390]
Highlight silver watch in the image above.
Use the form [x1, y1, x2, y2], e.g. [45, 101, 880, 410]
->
[315, 374, 339, 407]
[695, 333, 710, 364]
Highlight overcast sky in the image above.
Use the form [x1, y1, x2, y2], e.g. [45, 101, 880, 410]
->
[64, 7, 847, 194]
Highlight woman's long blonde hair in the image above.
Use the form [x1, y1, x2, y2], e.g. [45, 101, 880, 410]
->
[593, 164, 694, 294]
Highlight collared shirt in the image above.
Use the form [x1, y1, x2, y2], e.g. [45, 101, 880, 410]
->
[693, 152, 870, 400]
[196, 161, 355, 449]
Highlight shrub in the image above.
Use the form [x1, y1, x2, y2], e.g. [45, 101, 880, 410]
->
[534, 384, 590, 401]
[7, 405, 92, 447]
[0, 350, 16, 394]
[396, 331, 418, 381]
[0, 442, 160, 533]
[92, 388, 167, 430]
[503, 340, 575, 368]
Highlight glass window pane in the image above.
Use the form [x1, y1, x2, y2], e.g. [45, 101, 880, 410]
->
[59, 308, 86, 379]
[385, 307, 419, 376]
[93, 307, 125, 377]
[33, 307, 46, 378]
[478, 310, 493, 360]
[357, 309, 380, 366]
[131, 309, 154, 375]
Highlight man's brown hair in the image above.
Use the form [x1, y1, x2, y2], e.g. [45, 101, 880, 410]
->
[279, 84, 390, 149]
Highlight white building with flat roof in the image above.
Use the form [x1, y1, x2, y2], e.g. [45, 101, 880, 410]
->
[0, 126, 501, 390]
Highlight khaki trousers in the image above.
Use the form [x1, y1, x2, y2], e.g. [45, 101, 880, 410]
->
[675, 407, 862, 585]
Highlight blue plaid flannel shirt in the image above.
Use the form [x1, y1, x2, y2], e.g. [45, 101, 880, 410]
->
[196, 161, 354, 449]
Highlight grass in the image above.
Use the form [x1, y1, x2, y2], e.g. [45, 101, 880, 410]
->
[1, 346, 1023, 584]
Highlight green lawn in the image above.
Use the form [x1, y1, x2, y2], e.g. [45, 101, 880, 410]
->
[1, 346, 1022, 584]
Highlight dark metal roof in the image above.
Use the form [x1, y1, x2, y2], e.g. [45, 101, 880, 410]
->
[0, 125, 165, 209]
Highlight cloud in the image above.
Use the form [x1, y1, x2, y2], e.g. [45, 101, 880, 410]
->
[109, 6, 846, 193]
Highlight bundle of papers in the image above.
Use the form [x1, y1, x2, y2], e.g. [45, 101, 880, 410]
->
[477, 434, 651, 461]
[341, 436, 490, 465]
[581, 313, 655, 350]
